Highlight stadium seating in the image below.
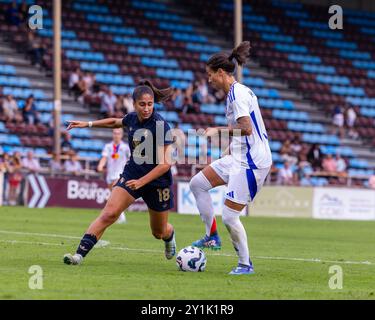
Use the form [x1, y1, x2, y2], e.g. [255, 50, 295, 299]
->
[0, 0, 374, 185]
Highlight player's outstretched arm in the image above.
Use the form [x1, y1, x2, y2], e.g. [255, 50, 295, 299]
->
[66, 118, 124, 130]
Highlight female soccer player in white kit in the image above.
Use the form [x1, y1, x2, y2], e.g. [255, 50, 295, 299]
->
[190, 41, 272, 275]
[97, 128, 130, 223]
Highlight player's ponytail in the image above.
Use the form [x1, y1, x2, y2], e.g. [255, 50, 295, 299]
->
[228, 41, 251, 66]
[133, 79, 173, 103]
[207, 41, 251, 73]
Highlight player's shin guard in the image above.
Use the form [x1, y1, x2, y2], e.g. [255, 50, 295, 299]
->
[76, 233, 98, 257]
[189, 171, 217, 236]
[222, 206, 251, 267]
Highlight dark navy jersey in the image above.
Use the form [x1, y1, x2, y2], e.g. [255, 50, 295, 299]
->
[121, 111, 173, 187]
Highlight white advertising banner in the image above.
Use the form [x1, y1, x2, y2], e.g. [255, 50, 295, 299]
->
[313, 187, 375, 221]
[177, 182, 246, 216]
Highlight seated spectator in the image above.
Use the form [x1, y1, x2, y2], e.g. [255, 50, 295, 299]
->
[83, 72, 95, 94]
[100, 89, 117, 117]
[123, 93, 134, 114]
[307, 143, 322, 170]
[182, 96, 196, 114]
[61, 131, 74, 155]
[346, 106, 358, 139]
[290, 136, 302, 158]
[368, 175, 375, 189]
[69, 68, 84, 99]
[2, 95, 22, 123]
[22, 151, 41, 173]
[64, 152, 83, 176]
[280, 140, 297, 165]
[22, 95, 40, 125]
[335, 154, 347, 174]
[296, 154, 313, 182]
[277, 161, 294, 185]
[113, 94, 125, 118]
[50, 153, 63, 173]
[332, 105, 344, 139]
[192, 82, 203, 105]
[322, 154, 337, 173]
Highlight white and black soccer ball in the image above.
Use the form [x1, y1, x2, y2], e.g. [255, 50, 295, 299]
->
[176, 246, 206, 272]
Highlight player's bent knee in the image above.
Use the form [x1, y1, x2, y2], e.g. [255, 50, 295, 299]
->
[222, 205, 241, 226]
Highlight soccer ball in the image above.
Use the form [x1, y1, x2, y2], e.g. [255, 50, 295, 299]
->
[176, 246, 206, 272]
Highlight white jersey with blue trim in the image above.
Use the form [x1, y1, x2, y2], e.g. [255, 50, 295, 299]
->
[226, 81, 272, 169]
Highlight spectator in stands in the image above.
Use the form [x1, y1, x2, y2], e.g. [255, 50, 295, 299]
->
[290, 136, 302, 158]
[368, 175, 375, 189]
[122, 93, 134, 114]
[307, 143, 322, 170]
[22, 151, 41, 174]
[346, 106, 358, 139]
[192, 82, 203, 105]
[332, 105, 344, 139]
[198, 78, 212, 104]
[335, 154, 347, 174]
[100, 88, 117, 117]
[181, 96, 196, 114]
[113, 94, 125, 118]
[26, 32, 46, 67]
[64, 152, 83, 176]
[61, 131, 74, 155]
[83, 72, 95, 95]
[277, 161, 294, 185]
[280, 139, 297, 165]
[2, 95, 22, 123]
[69, 68, 84, 100]
[22, 95, 40, 125]
[322, 154, 337, 173]
[296, 154, 312, 180]
[49, 153, 63, 174]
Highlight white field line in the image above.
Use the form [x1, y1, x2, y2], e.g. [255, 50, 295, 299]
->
[0, 230, 110, 248]
[0, 230, 373, 266]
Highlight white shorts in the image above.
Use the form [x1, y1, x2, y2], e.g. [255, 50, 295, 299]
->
[210, 155, 271, 205]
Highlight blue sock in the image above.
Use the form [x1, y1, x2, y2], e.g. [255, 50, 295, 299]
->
[76, 234, 97, 257]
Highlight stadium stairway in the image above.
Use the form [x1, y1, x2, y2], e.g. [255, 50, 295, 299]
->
[0, 36, 112, 159]
[173, 0, 375, 172]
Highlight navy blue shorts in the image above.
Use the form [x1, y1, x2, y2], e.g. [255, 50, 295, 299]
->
[114, 176, 174, 212]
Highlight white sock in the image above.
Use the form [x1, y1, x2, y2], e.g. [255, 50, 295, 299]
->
[189, 171, 215, 237]
[222, 205, 251, 266]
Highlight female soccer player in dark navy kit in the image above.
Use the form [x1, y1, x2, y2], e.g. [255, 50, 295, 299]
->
[63, 80, 176, 265]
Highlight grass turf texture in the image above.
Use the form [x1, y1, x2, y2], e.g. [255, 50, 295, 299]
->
[0, 206, 374, 300]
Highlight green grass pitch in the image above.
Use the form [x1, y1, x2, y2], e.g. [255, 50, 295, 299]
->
[0, 206, 374, 299]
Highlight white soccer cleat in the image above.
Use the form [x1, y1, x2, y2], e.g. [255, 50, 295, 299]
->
[63, 253, 83, 265]
[116, 212, 127, 224]
[164, 232, 176, 260]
